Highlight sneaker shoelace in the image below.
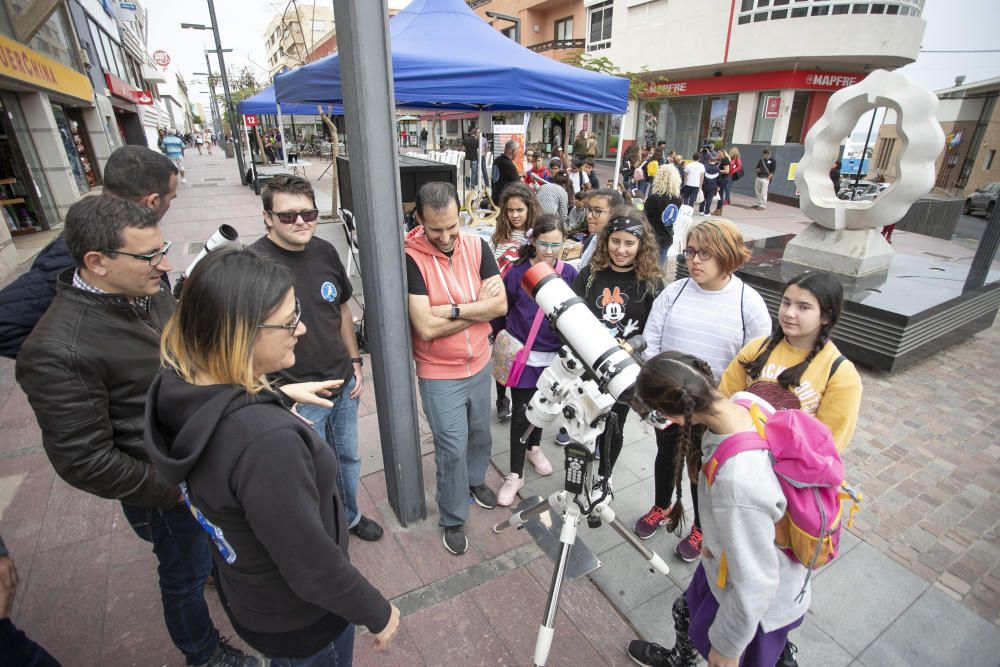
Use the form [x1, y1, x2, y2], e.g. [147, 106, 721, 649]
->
[687, 527, 703, 548]
[640, 506, 668, 527]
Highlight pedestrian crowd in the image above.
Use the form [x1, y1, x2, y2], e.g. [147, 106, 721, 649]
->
[0, 130, 860, 667]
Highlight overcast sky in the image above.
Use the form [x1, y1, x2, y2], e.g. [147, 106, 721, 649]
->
[146, 0, 1000, 112]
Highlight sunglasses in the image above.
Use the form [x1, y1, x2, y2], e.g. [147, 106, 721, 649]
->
[257, 298, 302, 334]
[268, 209, 320, 224]
[100, 241, 172, 266]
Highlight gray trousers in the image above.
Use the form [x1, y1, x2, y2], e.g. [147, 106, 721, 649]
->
[418, 363, 494, 527]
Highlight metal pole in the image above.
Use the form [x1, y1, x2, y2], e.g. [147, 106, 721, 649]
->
[276, 102, 287, 163]
[207, 0, 248, 184]
[332, 0, 425, 525]
[611, 114, 624, 190]
[203, 51, 223, 138]
[849, 108, 878, 200]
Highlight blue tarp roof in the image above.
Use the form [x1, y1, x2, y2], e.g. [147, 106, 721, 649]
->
[238, 85, 343, 116]
[274, 0, 629, 113]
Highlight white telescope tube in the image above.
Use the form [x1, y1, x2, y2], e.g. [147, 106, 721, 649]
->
[183, 224, 240, 278]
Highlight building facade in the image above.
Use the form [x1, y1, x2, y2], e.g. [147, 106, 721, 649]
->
[470, 0, 925, 179]
[263, 4, 334, 78]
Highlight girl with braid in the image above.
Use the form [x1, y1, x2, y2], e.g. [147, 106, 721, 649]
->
[627, 352, 810, 667]
[720, 271, 862, 452]
[720, 272, 861, 667]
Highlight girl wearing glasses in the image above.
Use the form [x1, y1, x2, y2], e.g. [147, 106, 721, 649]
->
[491, 183, 542, 423]
[145, 248, 399, 665]
[495, 214, 578, 506]
[573, 208, 665, 498]
[635, 220, 771, 561]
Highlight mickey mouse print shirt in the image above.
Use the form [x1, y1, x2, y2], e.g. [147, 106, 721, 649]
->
[573, 266, 659, 340]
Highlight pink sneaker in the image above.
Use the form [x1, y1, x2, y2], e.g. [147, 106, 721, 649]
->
[497, 473, 524, 506]
[525, 447, 553, 476]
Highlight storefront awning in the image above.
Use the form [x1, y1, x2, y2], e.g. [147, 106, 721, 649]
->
[0, 34, 93, 104]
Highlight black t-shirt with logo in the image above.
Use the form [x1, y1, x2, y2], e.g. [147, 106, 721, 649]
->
[250, 236, 354, 385]
[572, 266, 659, 340]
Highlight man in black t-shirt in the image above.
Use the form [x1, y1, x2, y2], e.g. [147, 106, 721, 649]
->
[250, 175, 383, 542]
[754, 149, 777, 210]
[492, 139, 521, 201]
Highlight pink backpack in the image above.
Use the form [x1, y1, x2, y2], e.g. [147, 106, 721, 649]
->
[703, 392, 862, 597]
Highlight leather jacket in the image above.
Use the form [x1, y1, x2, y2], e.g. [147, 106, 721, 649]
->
[15, 269, 179, 508]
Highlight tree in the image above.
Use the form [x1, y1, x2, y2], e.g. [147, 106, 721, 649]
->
[227, 66, 264, 106]
[191, 114, 203, 126]
[561, 53, 672, 108]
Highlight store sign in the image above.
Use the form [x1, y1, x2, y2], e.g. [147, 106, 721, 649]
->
[244, 115, 258, 126]
[763, 96, 781, 119]
[104, 73, 154, 105]
[642, 70, 865, 98]
[152, 50, 171, 67]
[0, 34, 93, 103]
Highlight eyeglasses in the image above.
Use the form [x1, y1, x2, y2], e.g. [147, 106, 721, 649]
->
[257, 298, 302, 334]
[586, 207, 608, 217]
[268, 209, 320, 225]
[101, 241, 172, 266]
[534, 240, 564, 253]
[683, 247, 713, 261]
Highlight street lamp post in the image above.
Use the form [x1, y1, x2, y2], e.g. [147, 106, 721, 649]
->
[192, 71, 222, 138]
[181, 0, 248, 184]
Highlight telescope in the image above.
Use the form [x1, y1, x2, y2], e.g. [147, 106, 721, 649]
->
[173, 224, 240, 299]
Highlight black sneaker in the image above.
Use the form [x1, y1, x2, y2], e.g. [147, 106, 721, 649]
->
[349, 515, 384, 541]
[194, 637, 264, 667]
[442, 525, 468, 555]
[627, 639, 696, 667]
[470, 483, 497, 509]
[496, 397, 512, 422]
[776, 640, 799, 667]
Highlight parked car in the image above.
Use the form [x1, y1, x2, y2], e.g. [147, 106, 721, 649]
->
[964, 182, 999, 217]
[837, 181, 890, 202]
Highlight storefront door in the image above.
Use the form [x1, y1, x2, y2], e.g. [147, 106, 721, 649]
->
[0, 93, 55, 233]
[51, 103, 91, 194]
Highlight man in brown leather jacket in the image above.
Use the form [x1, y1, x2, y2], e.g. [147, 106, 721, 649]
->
[15, 196, 260, 667]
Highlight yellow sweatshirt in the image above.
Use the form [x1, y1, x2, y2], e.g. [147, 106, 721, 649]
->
[720, 336, 863, 452]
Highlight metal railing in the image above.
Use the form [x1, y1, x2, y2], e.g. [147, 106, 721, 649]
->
[467, 0, 491, 8]
[528, 38, 585, 53]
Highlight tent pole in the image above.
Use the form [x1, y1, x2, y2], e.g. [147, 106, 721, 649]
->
[332, 0, 426, 525]
[276, 102, 288, 163]
[479, 108, 491, 197]
[612, 113, 624, 191]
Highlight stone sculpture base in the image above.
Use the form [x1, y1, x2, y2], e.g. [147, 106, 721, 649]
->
[783, 223, 894, 277]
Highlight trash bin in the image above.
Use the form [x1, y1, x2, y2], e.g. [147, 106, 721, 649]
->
[224, 139, 235, 158]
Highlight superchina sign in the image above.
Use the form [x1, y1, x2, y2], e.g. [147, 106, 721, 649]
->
[642, 70, 865, 97]
[0, 34, 93, 103]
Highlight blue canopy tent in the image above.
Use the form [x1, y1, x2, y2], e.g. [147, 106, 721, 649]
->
[274, 0, 629, 113]
[238, 85, 342, 116]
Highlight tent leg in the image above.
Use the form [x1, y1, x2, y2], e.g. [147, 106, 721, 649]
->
[612, 114, 624, 191]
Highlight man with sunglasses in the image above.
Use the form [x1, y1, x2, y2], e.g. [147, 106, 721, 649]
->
[250, 175, 384, 542]
[16, 195, 260, 667]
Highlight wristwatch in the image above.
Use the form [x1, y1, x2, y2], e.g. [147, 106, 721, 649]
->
[351, 357, 363, 366]
[449, 303, 461, 320]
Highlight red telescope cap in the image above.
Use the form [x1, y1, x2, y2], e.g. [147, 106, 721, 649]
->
[522, 261, 556, 296]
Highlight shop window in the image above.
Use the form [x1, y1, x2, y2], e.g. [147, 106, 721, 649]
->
[445, 120, 459, 134]
[587, 1, 612, 52]
[772, 9, 788, 18]
[0, 93, 54, 231]
[785, 91, 811, 143]
[832, 3, 850, 13]
[791, 6, 808, 16]
[51, 104, 91, 195]
[852, 3, 869, 12]
[752, 91, 780, 143]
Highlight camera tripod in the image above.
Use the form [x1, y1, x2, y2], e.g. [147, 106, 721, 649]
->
[492, 349, 671, 667]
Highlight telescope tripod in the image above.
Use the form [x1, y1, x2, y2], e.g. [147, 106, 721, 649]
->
[493, 440, 671, 667]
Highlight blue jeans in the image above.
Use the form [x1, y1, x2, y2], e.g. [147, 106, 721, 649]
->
[121, 502, 218, 665]
[418, 363, 493, 527]
[269, 626, 355, 667]
[296, 375, 362, 528]
[717, 177, 732, 207]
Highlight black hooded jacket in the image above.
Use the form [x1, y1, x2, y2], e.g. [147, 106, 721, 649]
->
[144, 369, 390, 657]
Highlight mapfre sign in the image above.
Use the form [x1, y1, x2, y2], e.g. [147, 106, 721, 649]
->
[642, 70, 865, 97]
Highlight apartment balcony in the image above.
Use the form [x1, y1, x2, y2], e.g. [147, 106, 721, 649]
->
[528, 38, 584, 55]
[467, 0, 491, 8]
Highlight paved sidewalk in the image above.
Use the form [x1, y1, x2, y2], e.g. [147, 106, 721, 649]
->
[1, 150, 999, 666]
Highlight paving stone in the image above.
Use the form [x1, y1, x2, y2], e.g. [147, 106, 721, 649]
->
[787, 618, 854, 667]
[403, 591, 515, 666]
[858, 587, 1000, 667]
[938, 570, 972, 596]
[589, 541, 679, 613]
[810, 542, 928, 656]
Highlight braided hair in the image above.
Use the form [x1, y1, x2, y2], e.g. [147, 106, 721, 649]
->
[743, 272, 844, 389]
[636, 352, 717, 534]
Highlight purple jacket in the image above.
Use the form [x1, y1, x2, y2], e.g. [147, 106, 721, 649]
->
[501, 259, 578, 388]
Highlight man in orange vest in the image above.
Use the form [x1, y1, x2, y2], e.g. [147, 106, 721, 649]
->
[405, 182, 507, 555]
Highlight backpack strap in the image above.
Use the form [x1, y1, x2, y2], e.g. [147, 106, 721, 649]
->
[828, 354, 846, 380]
[702, 431, 769, 485]
[739, 279, 746, 342]
[670, 278, 690, 308]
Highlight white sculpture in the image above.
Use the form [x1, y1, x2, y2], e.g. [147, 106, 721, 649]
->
[786, 70, 945, 276]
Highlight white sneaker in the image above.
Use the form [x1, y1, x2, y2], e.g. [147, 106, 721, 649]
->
[497, 473, 524, 507]
[525, 447, 553, 476]
[590, 474, 613, 503]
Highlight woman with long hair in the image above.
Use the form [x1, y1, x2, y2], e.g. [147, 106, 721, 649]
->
[491, 182, 542, 422]
[626, 352, 810, 667]
[634, 220, 771, 559]
[719, 272, 862, 666]
[573, 207, 665, 495]
[495, 214, 578, 506]
[727, 147, 743, 206]
[146, 249, 399, 666]
[714, 149, 732, 215]
[643, 162, 683, 265]
[620, 143, 641, 192]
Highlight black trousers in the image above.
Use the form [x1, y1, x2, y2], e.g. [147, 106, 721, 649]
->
[509, 386, 543, 476]
[596, 402, 630, 478]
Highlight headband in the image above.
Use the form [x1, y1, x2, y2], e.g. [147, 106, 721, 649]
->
[607, 217, 644, 238]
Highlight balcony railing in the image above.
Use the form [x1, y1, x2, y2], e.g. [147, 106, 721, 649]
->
[528, 38, 585, 53]
[467, 0, 491, 8]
